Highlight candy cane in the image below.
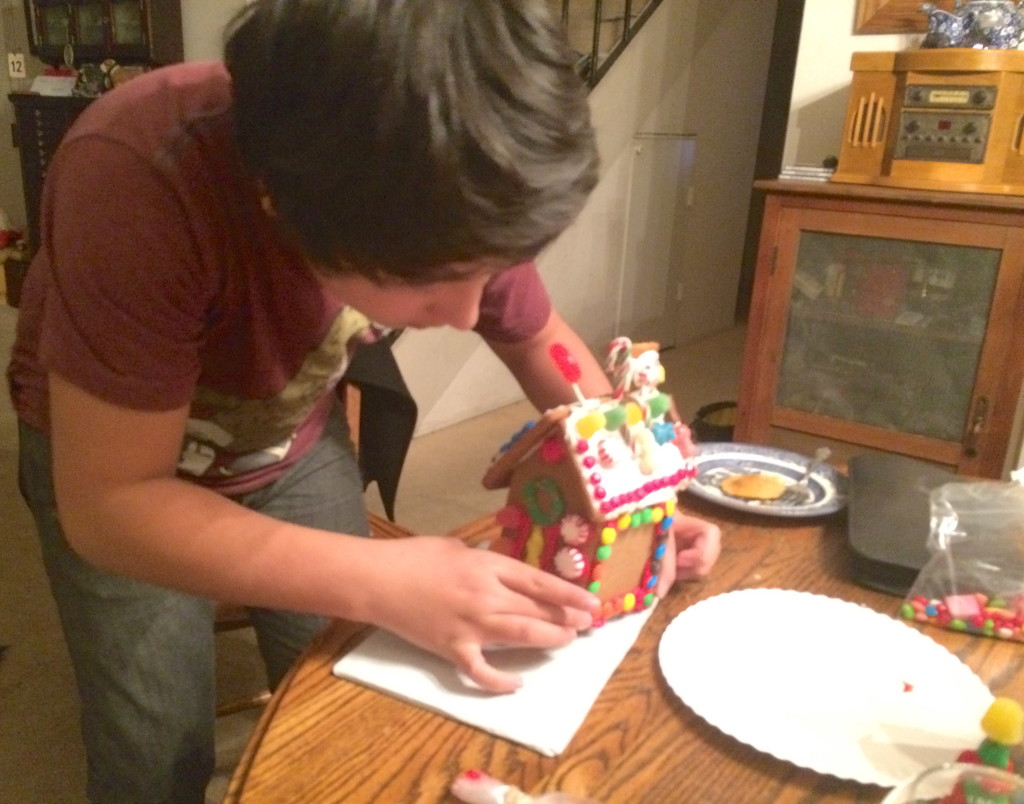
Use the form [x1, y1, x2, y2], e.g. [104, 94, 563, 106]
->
[605, 336, 633, 399]
[451, 770, 534, 804]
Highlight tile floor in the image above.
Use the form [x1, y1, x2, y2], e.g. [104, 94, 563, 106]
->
[0, 307, 746, 803]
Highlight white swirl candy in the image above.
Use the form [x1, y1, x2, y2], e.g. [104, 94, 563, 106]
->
[559, 514, 592, 546]
[554, 547, 586, 580]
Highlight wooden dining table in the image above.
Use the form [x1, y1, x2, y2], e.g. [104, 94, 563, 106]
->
[223, 497, 1024, 803]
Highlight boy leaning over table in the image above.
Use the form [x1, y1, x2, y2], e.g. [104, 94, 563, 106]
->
[6, 1, 721, 800]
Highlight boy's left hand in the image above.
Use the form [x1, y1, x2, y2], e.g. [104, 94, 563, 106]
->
[656, 513, 721, 596]
[658, 420, 721, 593]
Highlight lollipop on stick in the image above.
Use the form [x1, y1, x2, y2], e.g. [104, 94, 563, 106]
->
[549, 343, 588, 404]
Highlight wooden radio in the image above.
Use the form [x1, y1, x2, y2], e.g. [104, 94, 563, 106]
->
[832, 49, 1024, 194]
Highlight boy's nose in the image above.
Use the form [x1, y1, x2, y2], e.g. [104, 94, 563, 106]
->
[433, 281, 484, 330]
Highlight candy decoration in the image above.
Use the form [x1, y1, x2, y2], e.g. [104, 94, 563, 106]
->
[524, 526, 544, 567]
[603, 405, 627, 429]
[549, 343, 587, 404]
[648, 393, 671, 418]
[901, 595, 1024, 642]
[955, 697, 1024, 776]
[596, 436, 628, 468]
[652, 420, 676, 445]
[496, 503, 527, 531]
[450, 769, 536, 804]
[605, 336, 634, 399]
[497, 420, 536, 454]
[522, 478, 565, 526]
[539, 437, 567, 464]
[559, 514, 592, 546]
[575, 411, 605, 440]
[554, 547, 587, 580]
[634, 427, 658, 475]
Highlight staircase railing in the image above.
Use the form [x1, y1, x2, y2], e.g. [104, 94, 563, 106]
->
[560, 0, 665, 87]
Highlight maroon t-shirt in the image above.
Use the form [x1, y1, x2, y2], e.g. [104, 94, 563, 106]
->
[7, 61, 551, 495]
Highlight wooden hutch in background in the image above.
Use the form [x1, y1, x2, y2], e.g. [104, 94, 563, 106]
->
[736, 50, 1024, 479]
[6, 0, 182, 306]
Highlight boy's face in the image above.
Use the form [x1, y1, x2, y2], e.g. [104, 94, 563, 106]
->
[315, 259, 502, 331]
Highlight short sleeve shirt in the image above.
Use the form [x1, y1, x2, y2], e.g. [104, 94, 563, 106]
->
[6, 62, 552, 495]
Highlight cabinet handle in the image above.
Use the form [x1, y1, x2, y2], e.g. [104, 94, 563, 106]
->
[963, 396, 989, 458]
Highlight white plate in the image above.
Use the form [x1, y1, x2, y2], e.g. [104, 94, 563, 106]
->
[658, 589, 992, 787]
[685, 442, 848, 517]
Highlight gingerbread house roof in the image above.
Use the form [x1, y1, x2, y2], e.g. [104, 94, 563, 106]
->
[482, 395, 693, 522]
[481, 406, 571, 491]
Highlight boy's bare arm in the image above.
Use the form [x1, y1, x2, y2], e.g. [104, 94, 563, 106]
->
[48, 371, 598, 692]
[487, 310, 612, 411]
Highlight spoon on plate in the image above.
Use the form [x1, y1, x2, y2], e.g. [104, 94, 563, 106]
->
[777, 447, 831, 505]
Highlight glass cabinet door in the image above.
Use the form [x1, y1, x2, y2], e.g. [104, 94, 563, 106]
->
[736, 186, 1024, 479]
[74, 1, 108, 47]
[38, 3, 72, 48]
[776, 231, 1000, 443]
[110, 0, 145, 46]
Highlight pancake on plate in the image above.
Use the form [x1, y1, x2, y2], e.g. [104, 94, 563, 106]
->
[720, 472, 786, 501]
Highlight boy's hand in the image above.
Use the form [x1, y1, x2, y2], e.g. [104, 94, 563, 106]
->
[368, 536, 600, 693]
[656, 514, 722, 597]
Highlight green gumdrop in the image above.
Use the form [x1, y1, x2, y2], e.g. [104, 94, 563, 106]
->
[900, 604, 915, 620]
[644, 593, 656, 607]
[588, 581, 601, 594]
[604, 405, 627, 429]
[596, 545, 611, 561]
[950, 619, 967, 631]
[648, 393, 671, 418]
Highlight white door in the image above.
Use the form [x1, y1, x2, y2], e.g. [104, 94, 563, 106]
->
[617, 133, 696, 349]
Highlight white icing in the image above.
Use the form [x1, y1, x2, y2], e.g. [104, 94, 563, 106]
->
[562, 392, 692, 520]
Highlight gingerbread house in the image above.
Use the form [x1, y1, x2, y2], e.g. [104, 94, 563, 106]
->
[482, 338, 696, 625]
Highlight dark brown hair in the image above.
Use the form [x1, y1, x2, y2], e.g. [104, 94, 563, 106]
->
[224, 0, 598, 280]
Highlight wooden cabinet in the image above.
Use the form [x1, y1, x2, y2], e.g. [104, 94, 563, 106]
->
[23, 0, 182, 66]
[9, 93, 94, 254]
[735, 180, 1024, 479]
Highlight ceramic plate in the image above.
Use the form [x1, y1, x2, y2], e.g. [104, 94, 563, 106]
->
[658, 589, 992, 787]
[684, 442, 848, 517]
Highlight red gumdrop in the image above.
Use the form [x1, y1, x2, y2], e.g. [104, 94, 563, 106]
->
[549, 343, 581, 383]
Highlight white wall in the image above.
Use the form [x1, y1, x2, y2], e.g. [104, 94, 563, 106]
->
[180, 0, 246, 62]
[784, 0, 918, 167]
[400, 0, 778, 435]
[1, 1, 37, 234]
[674, 0, 778, 343]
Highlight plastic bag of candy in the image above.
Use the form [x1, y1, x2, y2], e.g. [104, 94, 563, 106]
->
[901, 479, 1024, 641]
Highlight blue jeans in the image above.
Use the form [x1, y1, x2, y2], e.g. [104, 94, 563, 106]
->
[17, 407, 369, 803]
